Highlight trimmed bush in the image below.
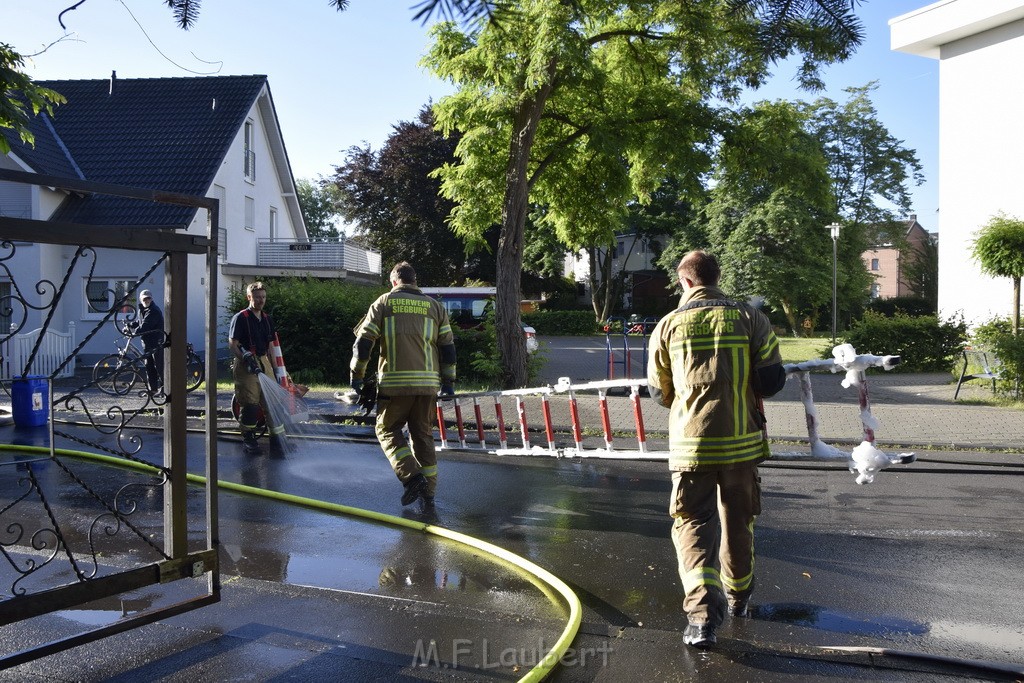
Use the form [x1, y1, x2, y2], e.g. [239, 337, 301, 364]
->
[839, 311, 967, 372]
[522, 310, 598, 336]
[866, 296, 935, 317]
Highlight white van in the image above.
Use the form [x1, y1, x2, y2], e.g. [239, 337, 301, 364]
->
[419, 287, 539, 353]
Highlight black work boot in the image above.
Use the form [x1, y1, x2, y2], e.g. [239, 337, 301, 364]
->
[401, 473, 427, 506]
[242, 432, 260, 455]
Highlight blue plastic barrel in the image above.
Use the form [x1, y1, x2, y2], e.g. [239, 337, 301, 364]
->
[11, 375, 50, 427]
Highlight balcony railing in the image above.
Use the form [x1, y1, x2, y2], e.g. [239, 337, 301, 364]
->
[257, 239, 381, 276]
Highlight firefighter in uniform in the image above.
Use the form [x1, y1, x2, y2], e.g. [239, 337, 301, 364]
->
[351, 262, 456, 509]
[228, 281, 289, 456]
[647, 250, 786, 648]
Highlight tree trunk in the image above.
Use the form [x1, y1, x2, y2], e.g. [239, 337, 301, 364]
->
[1013, 276, 1021, 337]
[496, 81, 554, 388]
[780, 300, 798, 336]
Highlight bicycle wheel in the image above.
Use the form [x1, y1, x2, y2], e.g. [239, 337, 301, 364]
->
[185, 351, 205, 392]
[93, 354, 139, 396]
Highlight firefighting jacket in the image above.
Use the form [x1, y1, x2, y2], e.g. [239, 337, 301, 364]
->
[647, 285, 784, 471]
[350, 284, 456, 396]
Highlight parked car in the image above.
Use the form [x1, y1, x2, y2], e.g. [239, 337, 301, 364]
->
[420, 287, 540, 353]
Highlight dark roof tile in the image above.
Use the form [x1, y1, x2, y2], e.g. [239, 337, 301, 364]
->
[2, 75, 267, 226]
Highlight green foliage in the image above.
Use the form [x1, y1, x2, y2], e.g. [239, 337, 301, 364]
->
[522, 310, 597, 336]
[972, 317, 1024, 397]
[972, 214, 1024, 278]
[331, 106, 482, 286]
[841, 311, 967, 373]
[972, 212, 1024, 335]
[423, 0, 864, 387]
[900, 232, 938, 309]
[802, 83, 924, 232]
[455, 316, 543, 386]
[224, 278, 385, 385]
[1, 44, 66, 154]
[866, 296, 935, 318]
[295, 178, 344, 242]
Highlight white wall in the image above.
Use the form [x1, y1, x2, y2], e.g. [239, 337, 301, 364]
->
[893, 1, 1024, 326]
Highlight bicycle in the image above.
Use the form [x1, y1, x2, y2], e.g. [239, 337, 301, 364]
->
[93, 329, 205, 396]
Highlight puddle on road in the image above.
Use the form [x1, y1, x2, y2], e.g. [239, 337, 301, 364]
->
[753, 602, 929, 637]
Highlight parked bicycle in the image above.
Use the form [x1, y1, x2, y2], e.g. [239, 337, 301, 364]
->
[92, 328, 204, 396]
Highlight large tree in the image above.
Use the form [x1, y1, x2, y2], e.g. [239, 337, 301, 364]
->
[802, 82, 924, 242]
[702, 100, 867, 334]
[295, 178, 344, 242]
[424, 0, 864, 387]
[331, 107, 470, 287]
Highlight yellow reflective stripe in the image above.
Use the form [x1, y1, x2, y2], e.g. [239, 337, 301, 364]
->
[759, 332, 780, 361]
[732, 345, 742, 437]
[441, 364, 456, 381]
[421, 465, 438, 477]
[671, 339, 749, 352]
[360, 321, 380, 338]
[384, 316, 397, 369]
[675, 432, 764, 446]
[389, 446, 413, 464]
[423, 317, 435, 373]
[723, 520, 756, 592]
[439, 323, 452, 336]
[269, 424, 285, 436]
[668, 445, 766, 467]
[682, 566, 722, 594]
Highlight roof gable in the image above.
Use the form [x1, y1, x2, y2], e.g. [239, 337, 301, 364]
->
[2, 75, 268, 226]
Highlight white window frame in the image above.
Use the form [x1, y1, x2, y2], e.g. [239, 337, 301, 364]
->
[269, 207, 278, 242]
[244, 196, 255, 232]
[84, 277, 137, 321]
[243, 119, 256, 183]
[870, 283, 881, 299]
[871, 258, 880, 271]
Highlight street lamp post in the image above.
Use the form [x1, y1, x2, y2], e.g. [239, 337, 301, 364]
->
[828, 222, 842, 345]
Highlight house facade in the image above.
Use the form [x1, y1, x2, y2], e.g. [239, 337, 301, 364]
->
[861, 215, 933, 299]
[564, 232, 674, 316]
[892, 1, 1024, 324]
[0, 74, 379, 363]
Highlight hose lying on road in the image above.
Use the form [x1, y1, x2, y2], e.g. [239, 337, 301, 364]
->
[0, 443, 582, 683]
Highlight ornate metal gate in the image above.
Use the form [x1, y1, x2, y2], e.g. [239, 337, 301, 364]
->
[0, 169, 220, 666]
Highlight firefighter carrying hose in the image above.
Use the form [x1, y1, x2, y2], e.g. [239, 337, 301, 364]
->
[647, 250, 786, 648]
[350, 262, 456, 511]
[228, 281, 289, 456]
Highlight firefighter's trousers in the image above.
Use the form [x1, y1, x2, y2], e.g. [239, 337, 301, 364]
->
[669, 464, 761, 628]
[375, 394, 437, 497]
[232, 355, 284, 440]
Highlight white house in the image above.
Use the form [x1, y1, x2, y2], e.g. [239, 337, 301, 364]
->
[0, 74, 380, 365]
[891, 1, 1024, 325]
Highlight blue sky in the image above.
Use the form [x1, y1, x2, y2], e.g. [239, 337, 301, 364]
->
[9, 0, 939, 230]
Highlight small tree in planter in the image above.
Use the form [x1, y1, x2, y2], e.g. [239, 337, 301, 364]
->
[972, 213, 1024, 336]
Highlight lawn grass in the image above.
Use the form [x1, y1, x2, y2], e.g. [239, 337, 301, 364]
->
[777, 336, 831, 365]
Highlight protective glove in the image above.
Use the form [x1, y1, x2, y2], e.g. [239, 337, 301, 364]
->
[439, 382, 455, 398]
[351, 378, 364, 393]
[242, 350, 261, 375]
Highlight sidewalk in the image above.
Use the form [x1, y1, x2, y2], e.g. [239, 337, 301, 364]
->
[41, 364, 1024, 453]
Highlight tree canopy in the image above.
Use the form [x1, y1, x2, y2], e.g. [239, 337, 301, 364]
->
[295, 178, 344, 242]
[0, 44, 65, 154]
[424, 0, 864, 387]
[331, 107, 474, 287]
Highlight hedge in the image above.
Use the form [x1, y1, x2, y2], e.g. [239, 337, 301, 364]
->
[522, 310, 598, 336]
[838, 311, 967, 373]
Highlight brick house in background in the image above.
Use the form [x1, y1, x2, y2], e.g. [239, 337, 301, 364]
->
[861, 214, 933, 299]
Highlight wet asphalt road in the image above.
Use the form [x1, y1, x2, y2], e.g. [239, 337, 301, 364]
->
[3, 418, 1022, 681]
